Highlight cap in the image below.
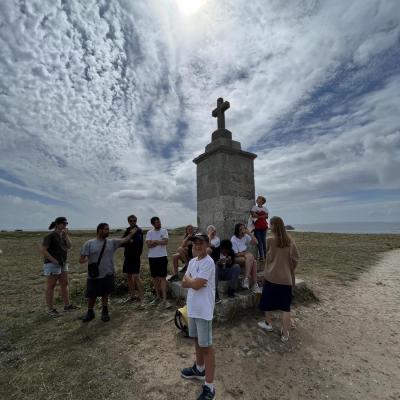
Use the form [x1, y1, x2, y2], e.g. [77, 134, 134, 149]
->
[188, 232, 209, 242]
[55, 217, 68, 224]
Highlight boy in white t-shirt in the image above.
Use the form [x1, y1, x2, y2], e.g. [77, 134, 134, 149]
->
[181, 233, 216, 400]
[145, 216, 171, 309]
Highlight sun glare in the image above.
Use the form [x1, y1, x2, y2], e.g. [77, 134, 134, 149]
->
[176, 0, 206, 16]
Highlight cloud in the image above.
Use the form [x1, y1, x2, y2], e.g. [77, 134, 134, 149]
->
[0, 0, 399, 230]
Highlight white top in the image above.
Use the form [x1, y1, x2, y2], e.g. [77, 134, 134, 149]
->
[231, 234, 252, 254]
[210, 236, 220, 248]
[146, 228, 168, 258]
[185, 255, 215, 321]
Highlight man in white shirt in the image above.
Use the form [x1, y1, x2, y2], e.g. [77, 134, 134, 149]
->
[145, 216, 171, 309]
[181, 233, 216, 400]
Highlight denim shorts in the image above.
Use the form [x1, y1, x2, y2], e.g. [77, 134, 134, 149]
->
[43, 262, 69, 276]
[188, 317, 213, 347]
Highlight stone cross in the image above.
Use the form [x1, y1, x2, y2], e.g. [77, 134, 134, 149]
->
[212, 97, 230, 130]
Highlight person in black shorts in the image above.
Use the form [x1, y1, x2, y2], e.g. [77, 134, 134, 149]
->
[145, 217, 172, 309]
[121, 214, 144, 305]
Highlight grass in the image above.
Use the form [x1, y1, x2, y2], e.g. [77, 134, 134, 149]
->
[0, 230, 399, 399]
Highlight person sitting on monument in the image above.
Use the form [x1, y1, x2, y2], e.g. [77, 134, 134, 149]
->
[206, 225, 220, 261]
[257, 216, 299, 343]
[231, 223, 261, 292]
[169, 225, 195, 282]
[215, 239, 241, 301]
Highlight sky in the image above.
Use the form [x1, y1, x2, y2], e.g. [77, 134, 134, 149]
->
[0, 0, 399, 230]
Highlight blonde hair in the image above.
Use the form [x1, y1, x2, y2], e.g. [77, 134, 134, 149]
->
[270, 216, 291, 248]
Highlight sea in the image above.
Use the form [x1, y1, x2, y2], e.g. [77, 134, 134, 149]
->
[293, 222, 400, 234]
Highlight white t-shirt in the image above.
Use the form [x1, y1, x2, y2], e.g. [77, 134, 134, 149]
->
[146, 228, 169, 258]
[185, 255, 215, 321]
[231, 234, 252, 254]
[210, 236, 220, 248]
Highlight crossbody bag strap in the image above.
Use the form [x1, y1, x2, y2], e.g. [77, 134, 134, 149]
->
[96, 239, 107, 267]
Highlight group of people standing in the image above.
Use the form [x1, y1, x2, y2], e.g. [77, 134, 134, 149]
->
[40, 196, 299, 400]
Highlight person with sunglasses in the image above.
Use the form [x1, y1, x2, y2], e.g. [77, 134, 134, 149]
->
[41, 216, 78, 317]
[121, 214, 144, 306]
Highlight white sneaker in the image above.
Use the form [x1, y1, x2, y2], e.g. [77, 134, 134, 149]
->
[281, 328, 290, 342]
[149, 298, 160, 306]
[251, 283, 262, 293]
[258, 320, 273, 332]
[242, 278, 250, 289]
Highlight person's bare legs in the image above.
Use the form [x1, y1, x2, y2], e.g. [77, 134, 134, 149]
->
[172, 253, 180, 275]
[250, 258, 258, 286]
[282, 311, 291, 337]
[45, 275, 58, 310]
[58, 271, 71, 306]
[202, 346, 215, 384]
[87, 297, 96, 309]
[133, 275, 144, 301]
[244, 252, 255, 280]
[264, 311, 273, 325]
[127, 273, 135, 298]
[101, 295, 108, 307]
[159, 278, 167, 301]
[195, 339, 204, 366]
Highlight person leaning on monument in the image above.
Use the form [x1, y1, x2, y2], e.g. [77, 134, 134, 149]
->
[169, 224, 195, 282]
[79, 223, 136, 322]
[251, 195, 269, 261]
[120, 214, 144, 306]
[181, 233, 216, 400]
[257, 216, 299, 342]
[41, 216, 78, 317]
[146, 216, 172, 309]
[231, 223, 261, 292]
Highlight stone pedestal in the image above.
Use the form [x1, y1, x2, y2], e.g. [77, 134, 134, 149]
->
[193, 129, 257, 239]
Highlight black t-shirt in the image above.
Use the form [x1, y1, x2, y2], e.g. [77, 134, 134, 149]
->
[42, 231, 68, 266]
[121, 227, 143, 259]
[213, 247, 236, 267]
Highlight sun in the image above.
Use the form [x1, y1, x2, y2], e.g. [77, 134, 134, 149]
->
[176, 0, 206, 16]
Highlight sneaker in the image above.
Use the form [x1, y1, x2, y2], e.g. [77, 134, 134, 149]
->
[281, 328, 290, 342]
[101, 312, 110, 322]
[123, 296, 137, 304]
[258, 320, 273, 332]
[81, 311, 95, 322]
[47, 309, 60, 318]
[215, 291, 222, 304]
[251, 283, 262, 293]
[242, 277, 250, 289]
[168, 274, 179, 282]
[197, 385, 216, 400]
[181, 362, 205, 381]
[63, 304, 79, 311]
[149, 298, 161, 306]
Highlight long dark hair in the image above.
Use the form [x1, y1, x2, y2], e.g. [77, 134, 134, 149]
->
[48, 217, 67, 230]
[233, 223, 244, 238]
[270, 216, 291, 248]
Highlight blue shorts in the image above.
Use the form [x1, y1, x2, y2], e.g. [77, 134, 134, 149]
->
[188, 317, 213, 347]
[43, 262, 69, 276]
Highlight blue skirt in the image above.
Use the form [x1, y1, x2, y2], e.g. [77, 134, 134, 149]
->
[259, 280, 292, 312]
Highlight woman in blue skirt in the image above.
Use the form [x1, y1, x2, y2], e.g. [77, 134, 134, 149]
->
[258, 216, 299, 342]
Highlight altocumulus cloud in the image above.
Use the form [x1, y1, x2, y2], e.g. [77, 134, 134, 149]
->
[0, 0, 399, 229]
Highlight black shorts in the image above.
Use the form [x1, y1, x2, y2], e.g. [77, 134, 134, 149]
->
[123, 256, 141, 274]
[148, 256, 168, 278]
[86, 274, 114, 298]
[259, 280, 292, 312]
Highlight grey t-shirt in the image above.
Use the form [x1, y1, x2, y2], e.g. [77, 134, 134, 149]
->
[81, 239, 121, 279]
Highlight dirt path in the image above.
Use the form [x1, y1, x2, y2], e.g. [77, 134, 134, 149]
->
[114, 250, 400, 399]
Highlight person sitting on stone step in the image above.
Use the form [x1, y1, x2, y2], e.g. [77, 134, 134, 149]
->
[169, 225, 195, 281]
[231, 223, 261, 292]
[214, 239, 241, 302]
[206, 225, 220, 261]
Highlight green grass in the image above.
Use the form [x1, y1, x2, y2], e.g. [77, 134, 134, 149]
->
[0, 230, 399, 399]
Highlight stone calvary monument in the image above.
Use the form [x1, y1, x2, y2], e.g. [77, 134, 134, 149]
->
[193, 98, 257, 239]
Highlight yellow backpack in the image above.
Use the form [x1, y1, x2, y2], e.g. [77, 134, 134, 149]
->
[174, 305, 189, 337]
